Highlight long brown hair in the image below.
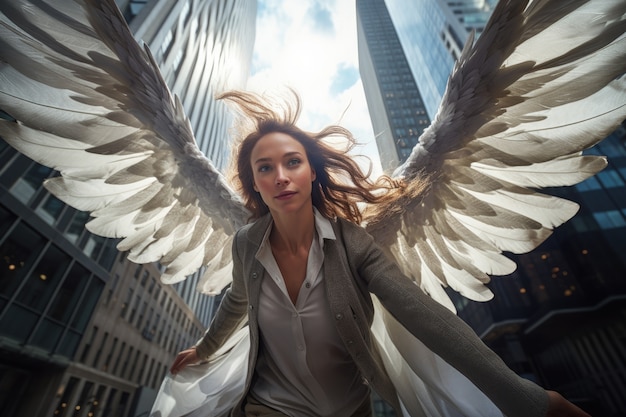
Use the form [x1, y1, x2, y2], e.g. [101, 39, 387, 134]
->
[219, 89, 405, 224]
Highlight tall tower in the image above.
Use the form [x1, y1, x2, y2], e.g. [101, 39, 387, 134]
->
[385, 0, 496, 119]
[357, 0, 497, 174]
[0, 1, 256, 416]
[357, 0, 431, 173]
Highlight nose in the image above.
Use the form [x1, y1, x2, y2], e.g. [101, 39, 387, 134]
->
[275, 166, 290, 186]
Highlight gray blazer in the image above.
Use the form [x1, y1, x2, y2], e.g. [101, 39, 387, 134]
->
[196, 214, 548, 417]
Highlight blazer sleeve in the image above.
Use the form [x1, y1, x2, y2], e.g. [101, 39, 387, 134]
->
[194, 229, 249, 360]
[344, 221, 549, 417]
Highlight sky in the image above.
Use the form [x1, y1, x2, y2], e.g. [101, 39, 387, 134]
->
[247, 0, 383, 178]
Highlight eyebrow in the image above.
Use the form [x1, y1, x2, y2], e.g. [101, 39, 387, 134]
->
[253, 151, 302, 165]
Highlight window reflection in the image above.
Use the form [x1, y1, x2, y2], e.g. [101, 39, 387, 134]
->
[64, 211, 89, 243]
[9, 162, 52, 204]
[15, 244, 71, 313]
[48, 262, 89, 324]
[36, 194, 65, 225]
[70, 278, 104, 333]
[0, 222, 46, 298]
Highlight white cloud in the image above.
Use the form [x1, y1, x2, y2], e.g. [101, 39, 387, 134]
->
[249, 0, 382, 178]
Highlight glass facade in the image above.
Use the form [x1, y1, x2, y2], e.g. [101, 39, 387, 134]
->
[385, 0, 496, 119]
[0, 147, 110, 360]
[0, 145, 110, 415]
[357, 0, 431, 173]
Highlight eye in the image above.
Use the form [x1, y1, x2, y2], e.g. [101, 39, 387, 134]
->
[287, 158, 301, 167]
[257, 164, 271, 173]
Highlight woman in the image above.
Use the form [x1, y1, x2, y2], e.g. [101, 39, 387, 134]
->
[170, 91, 590, 417]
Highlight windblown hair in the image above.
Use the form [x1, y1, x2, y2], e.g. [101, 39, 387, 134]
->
[218, 89, 406, 224]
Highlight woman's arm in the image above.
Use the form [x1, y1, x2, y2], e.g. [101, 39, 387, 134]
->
[170, 231, 249, 373]
[347, 222, 585, 417]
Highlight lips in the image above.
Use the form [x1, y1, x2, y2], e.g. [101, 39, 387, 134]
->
[275, 191, 296, 200]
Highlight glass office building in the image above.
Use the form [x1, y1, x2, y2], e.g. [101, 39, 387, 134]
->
[385, 0, 497, 119]
[357, 0, 432, 173]
[0, 0, 256, 415]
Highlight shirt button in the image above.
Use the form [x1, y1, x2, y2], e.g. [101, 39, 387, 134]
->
[335, 313, 343, 320]
[305, 282, 311, 288]
[251, 272, 257, 279]
[249, 305, 254, 310]
[297, 345, 304, 351]
[292, 312, 298, 318]
[347, 340, 354, 345]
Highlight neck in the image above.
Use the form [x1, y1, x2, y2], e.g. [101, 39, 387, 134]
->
[269, 208, 315, 254]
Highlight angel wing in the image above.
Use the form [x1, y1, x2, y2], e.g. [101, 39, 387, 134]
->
[0, 0, 249, 294]
[366, 0, 626, 311]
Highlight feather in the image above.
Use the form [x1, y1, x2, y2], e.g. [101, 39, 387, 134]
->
[0, 0, 248, 289]
[368, 0, 626, 311]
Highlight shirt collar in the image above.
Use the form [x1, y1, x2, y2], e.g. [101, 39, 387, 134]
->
[313, 207, 336, 242]
[256, 208, 336, 258]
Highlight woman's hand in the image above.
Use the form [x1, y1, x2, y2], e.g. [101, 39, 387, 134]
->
[170, 347, 200, 374]
[546, 390, 591, 417]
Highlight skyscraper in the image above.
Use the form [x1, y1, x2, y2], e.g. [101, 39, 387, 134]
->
[359, 0, 499, 173]
[385, 0, 497, 119]
[357, 0, 431, 173]
[0, 0, 256, 415]
[357, 1, 626, 415]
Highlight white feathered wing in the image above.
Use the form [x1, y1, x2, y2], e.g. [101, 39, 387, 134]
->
[0, 0, 249, 294]
[366, 0, 626, 312]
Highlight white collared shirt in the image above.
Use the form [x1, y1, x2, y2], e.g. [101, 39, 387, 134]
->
[251, 209, 369, 416]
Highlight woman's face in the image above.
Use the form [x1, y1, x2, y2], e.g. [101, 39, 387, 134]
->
[250, 132, 316, 217]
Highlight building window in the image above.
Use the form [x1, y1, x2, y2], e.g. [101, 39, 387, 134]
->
[121, 288, 133, 318]
[597, 170, 624, 188]
[129, 295, 140, 323]
[123, 347, 134, 379]
[64, 211, 90, 243]
[9, 162, 51, 204]
[80, 326, 98, 363]
[105, 337, 118, 372]
[593, 210, 626, 229]
[106, 273, 120, 304]
[575, 176, 602, 192]
[0, 221, 46, 302]
[113, 342, 126, 376]
[160, 28, 175, 60]
[69, 277, 103, 333]
[93, 332, 108, 368]
[15, 243, 72, 315]
[28, 262, 93, 354]
[46, 260, 89, 324]
[173, 49, 184, 74]
[35, 194, 65, 225]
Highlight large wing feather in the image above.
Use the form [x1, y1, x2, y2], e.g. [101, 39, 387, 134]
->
[0, 0, 249, 293]
[366, 0, 626, 311]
